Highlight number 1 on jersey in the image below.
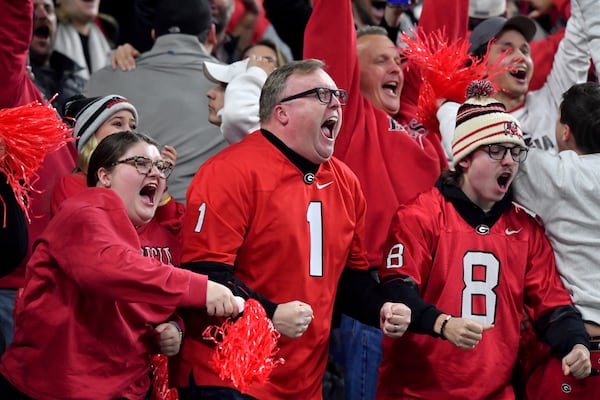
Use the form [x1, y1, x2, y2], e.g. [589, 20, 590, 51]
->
[307, 202, 323, 277]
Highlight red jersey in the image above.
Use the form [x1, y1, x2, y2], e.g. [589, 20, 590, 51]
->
[51, 172, 185, 266]
[303, 0, 465, 266]
[0, 188, 207, 400]
[176, 131, 369, 399]
[376, 187, 573, 400]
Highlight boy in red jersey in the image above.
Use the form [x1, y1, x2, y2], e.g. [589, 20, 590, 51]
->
[174, 59, 411, 400]
[376, 80, 591, 399]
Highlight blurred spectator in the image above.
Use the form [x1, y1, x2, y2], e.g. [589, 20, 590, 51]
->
[469, 0, 571, 92]
[86, 0, 224, 203]
[264, 0, 420, 61]
[30, 0, 86, 114]
[204, 39, 284, 143]
[0, 0, 76, 356]
[437, 0, 591, 161]
[54, 0, 114, 82]
[220, 0, 293, 63]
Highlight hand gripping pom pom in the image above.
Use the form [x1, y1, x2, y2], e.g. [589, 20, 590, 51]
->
[203, 299, 284, 393]
[150, 354, 179, 400]
[466, 80, 496, 99]
[0, 100, 74, 224]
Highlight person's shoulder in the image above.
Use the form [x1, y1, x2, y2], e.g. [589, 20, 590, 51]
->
[60, 187, 123, 214]
[505, 201, 545, 234]
[397, 187, 441, 217]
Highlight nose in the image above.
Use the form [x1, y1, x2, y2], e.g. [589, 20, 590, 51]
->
[35, 4, 49, 18]
[146, 161, 163, 178]
[329, 94, 342, 109]
[500, 150, 516, 165]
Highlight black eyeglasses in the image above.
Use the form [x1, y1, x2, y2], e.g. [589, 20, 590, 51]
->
[481, 144, 528, 163]
[279, 87, 348, 106]
[111, 156, 174, 179]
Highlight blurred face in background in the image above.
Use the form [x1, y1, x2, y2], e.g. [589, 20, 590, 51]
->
[357, 33, 403, 116]
[56, 0, 100, 25]
[31, 0, 57, 65]
[210, 0, 234, 38]
[243, 45, 279, 67]
[353, 0, 386, 26]
[206, 83, 226, 126]
[95, 110, 138, 143]
[487, 29, 533, 103]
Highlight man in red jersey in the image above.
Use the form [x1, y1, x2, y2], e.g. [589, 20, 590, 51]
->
[303, 0, 465, 398]
[376, 81, 591, 399]
[173, 59, 411, 400]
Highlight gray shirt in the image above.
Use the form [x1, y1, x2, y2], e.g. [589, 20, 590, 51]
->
[85, 34, 226, 203]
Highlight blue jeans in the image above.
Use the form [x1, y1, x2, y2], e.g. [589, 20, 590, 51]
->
[337, 314, 383, 400]
[0, 289, 17, 355]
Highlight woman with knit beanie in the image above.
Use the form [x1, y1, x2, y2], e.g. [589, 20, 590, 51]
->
[49, 94, 186, 358]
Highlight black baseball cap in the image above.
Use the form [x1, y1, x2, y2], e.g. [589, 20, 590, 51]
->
[468, 15, 537, 54]
[153, 0, 212, 37]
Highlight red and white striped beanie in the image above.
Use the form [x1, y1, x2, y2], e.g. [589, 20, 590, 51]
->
[452, 80, 525, 164]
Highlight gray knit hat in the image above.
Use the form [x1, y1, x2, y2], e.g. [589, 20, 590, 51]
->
[63, 95, 139, 151]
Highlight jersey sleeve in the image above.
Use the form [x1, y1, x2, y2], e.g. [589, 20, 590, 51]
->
[0, 0, 44, 108]
[154, 196, 186, 236]
[50, 174, 87, 217]
[378, 197, 439, 288]
[181, 158, 251, 266]
[344, 172, 370, 272]
[48, 196, 208, 308]
[523, 217, 573, 319]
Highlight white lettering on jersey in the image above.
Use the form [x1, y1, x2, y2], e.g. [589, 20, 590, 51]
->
[388, 117, 429, 149]
[386, 243, 405, 268]
[141, 246, 174, 265]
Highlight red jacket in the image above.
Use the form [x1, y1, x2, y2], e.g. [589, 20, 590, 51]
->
[0, 188, 207, 400]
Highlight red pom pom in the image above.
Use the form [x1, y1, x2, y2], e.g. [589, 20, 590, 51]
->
[0, 100, 73, 223]
[203, 299, 284, 393]
[399, 29, 509, 133]
[150, 354, 179, 400]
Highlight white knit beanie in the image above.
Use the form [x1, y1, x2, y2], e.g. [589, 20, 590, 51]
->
[452, 80, 525, 164]
[63, 95, 139, 151]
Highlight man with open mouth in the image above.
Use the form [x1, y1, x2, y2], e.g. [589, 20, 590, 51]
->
[376, 80, 591, 399]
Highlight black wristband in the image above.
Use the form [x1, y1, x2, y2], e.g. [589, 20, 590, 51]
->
[440, 315, 453, 340]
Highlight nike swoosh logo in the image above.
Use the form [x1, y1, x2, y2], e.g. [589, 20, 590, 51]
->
[316, 182, 333, 190]
[505, 228, 522, 235]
